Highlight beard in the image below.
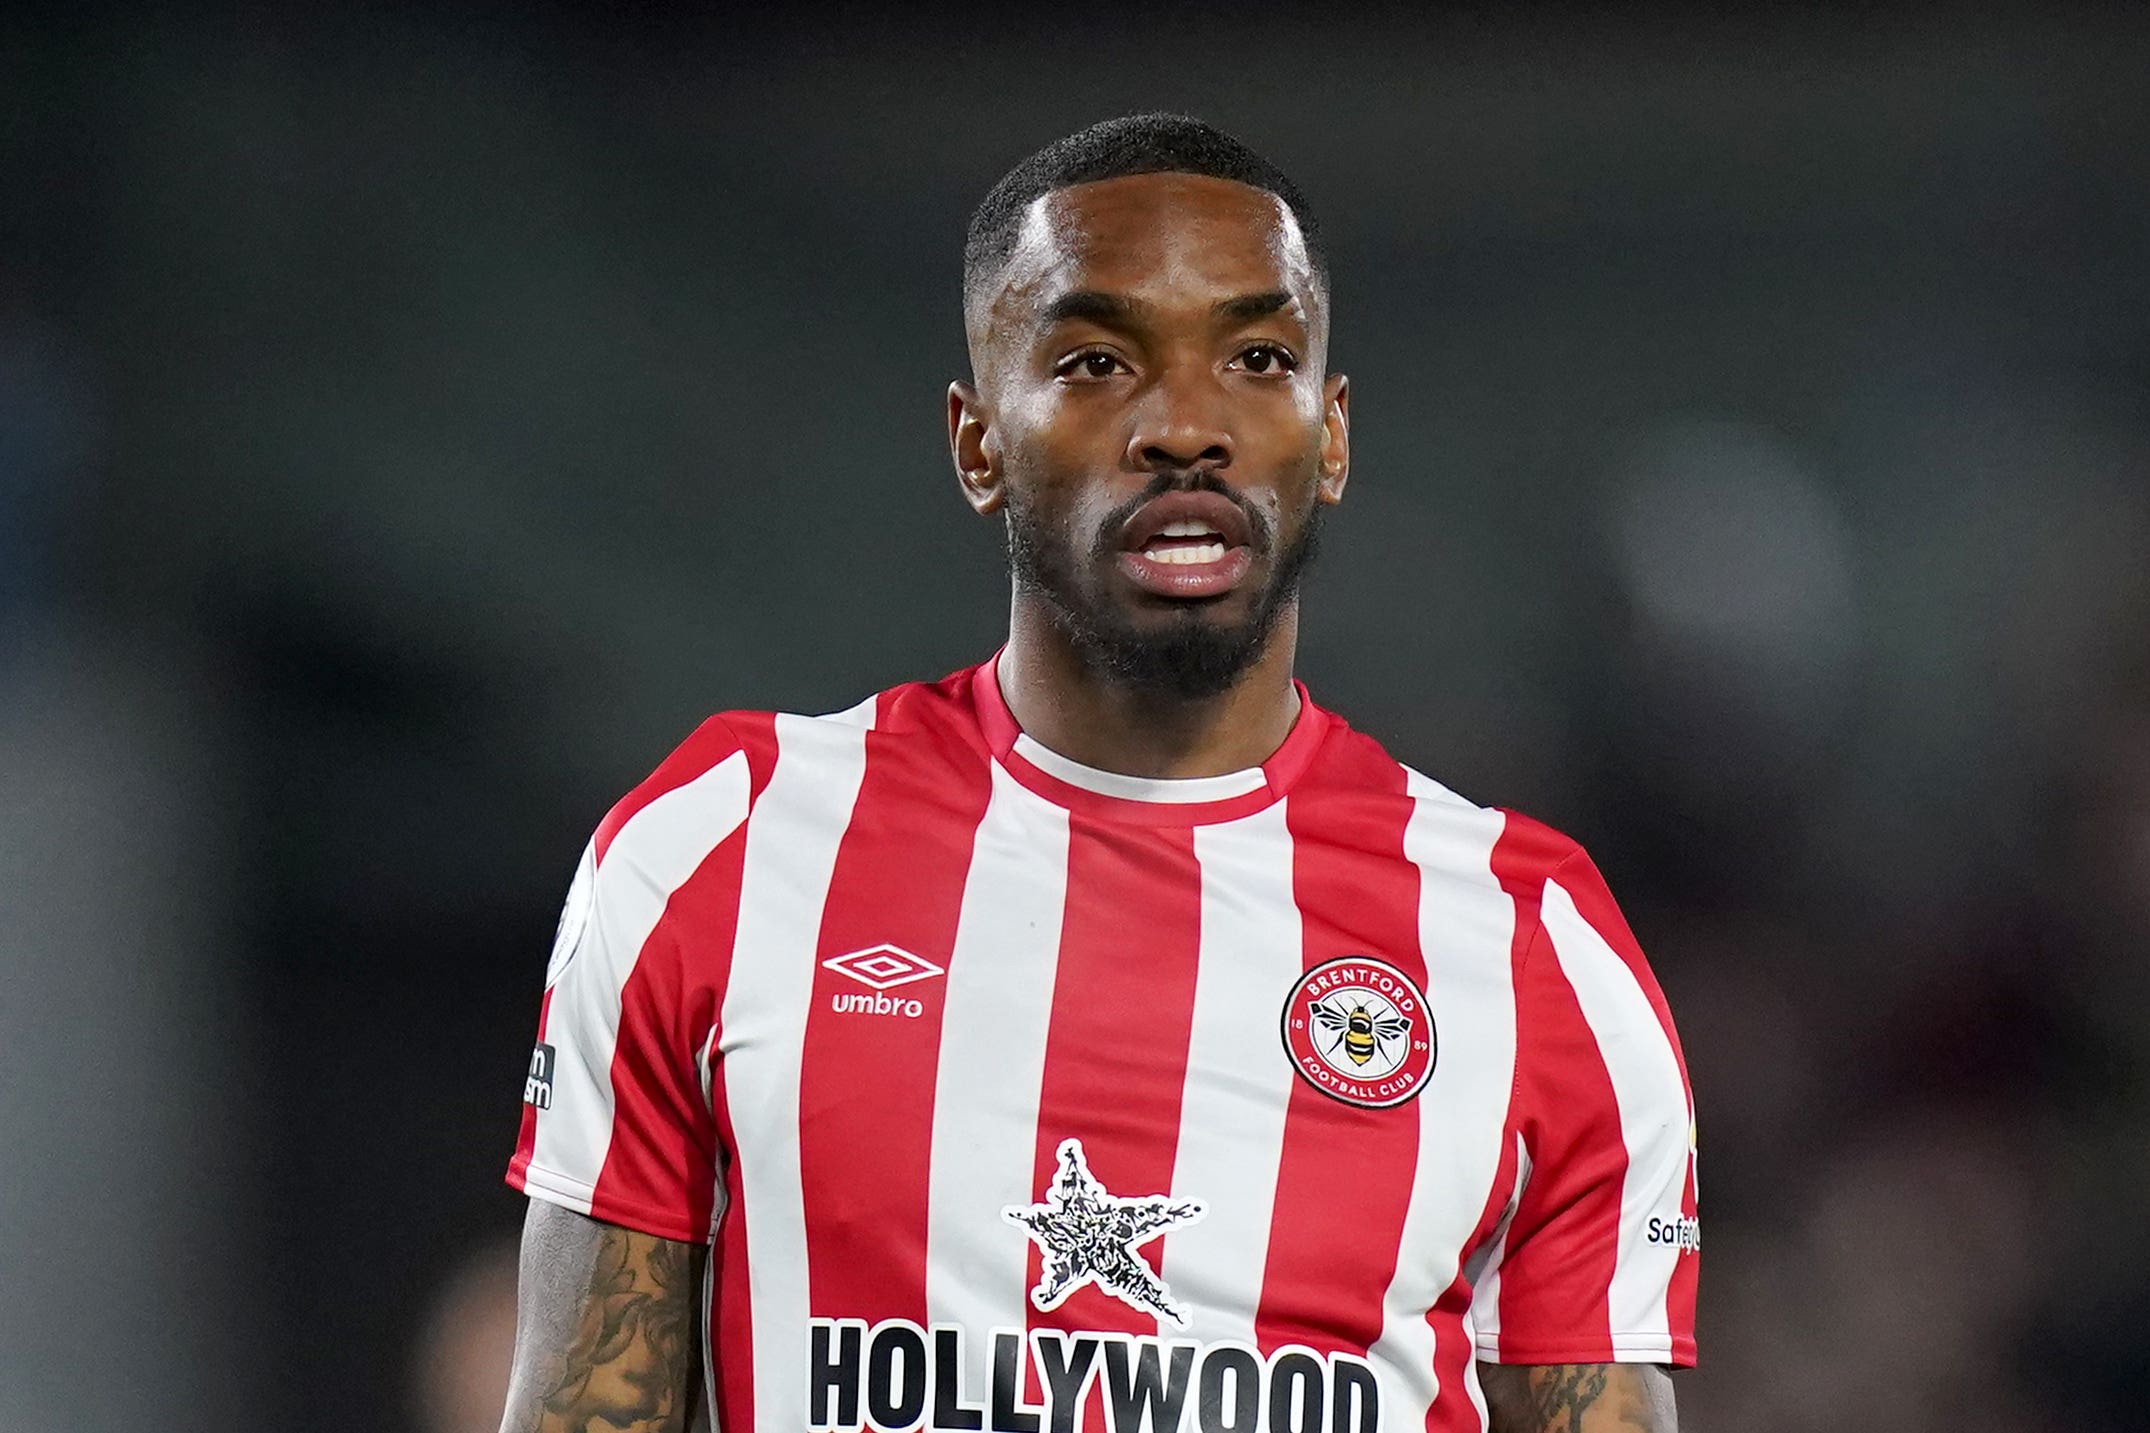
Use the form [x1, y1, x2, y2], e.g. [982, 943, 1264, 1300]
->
[1003, 471, 1325, 702]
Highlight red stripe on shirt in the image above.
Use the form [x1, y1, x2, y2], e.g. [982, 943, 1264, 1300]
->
[1420, 813, 1544, 1430]
[696, 718, 781, 1433]
[583, 716, 778, 1239]
[586, 920, 719, 1238]
[1256, 734, 1424, 1359]
[1026, 817, 1204, 1398]
[1486, 819, 1624, 1363]
[1553, 847, 1699, 1363]
[798, 714, 993, 1323]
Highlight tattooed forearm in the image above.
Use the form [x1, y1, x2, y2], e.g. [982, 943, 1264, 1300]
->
[1515, 1364, 1611, 1431]
[499, 1202, 706, 1433]
[535, 1234, 694, 1428]
[1478, 1362, 1676, 1433]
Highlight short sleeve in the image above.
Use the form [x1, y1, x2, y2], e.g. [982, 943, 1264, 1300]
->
[505, 716, 754, 1243]
[1472, 847, 1699, 1367]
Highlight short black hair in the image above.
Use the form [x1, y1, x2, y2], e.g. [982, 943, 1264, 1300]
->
[962, 113, 1326, 313]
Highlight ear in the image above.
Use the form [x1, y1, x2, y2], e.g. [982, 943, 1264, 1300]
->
[949, 380, 1003, 515]
[1316, 374, 1350, 505]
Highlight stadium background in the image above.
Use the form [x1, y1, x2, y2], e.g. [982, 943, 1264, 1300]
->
[3, 5, 2147, 1430]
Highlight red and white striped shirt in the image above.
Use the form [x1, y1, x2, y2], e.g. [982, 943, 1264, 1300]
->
[508, 658, 1698, 1433]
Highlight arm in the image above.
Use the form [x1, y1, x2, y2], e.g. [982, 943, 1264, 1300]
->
[498, 1200, 706, 1433]
[1479, 1362, 1676, 1433]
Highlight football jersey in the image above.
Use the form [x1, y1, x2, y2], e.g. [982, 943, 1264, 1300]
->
[508, 657, 1698, 1433]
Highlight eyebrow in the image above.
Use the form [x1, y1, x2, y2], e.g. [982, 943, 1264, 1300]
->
[1038, 288, 1302, 330]
[1214, 290, 1295, 323]
[1040, 290, 1139, 328]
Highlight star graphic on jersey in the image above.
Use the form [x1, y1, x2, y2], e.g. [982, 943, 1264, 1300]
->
[1003, 1137, 1206, 1325]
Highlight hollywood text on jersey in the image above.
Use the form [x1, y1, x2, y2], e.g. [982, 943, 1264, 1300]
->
[808, 1321, 1379, 1433]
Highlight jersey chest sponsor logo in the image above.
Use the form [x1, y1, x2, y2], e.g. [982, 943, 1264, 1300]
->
[824, 943, 947, 1019]
[1004, 1139, 1204, 1324]
[807, 1322, 1378, 1433]
[1279, 957, 1436, 1109]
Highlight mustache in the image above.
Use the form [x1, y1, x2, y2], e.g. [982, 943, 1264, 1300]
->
[1088, 470, 1273, 561]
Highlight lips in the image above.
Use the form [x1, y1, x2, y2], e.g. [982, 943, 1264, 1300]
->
[1115, 489, 1257, 600]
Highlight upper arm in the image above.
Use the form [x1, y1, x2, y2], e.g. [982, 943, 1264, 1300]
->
[507, 716, 754, 1240]
[497, 723, 753, 1431]
[1478, 1362, 1677, 1433]
[498, 1200, 707, 1433]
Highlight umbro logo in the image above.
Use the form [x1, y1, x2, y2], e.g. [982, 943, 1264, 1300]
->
[823, 944, 944, 991]
[823, 943, 944, 1020]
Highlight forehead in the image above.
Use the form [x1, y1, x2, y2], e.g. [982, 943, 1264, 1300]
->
[999, 171, 1319, 315]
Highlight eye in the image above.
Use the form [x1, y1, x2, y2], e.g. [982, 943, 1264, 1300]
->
[1234, 344, 1298, 376]
[1055, 350, 1129, 381]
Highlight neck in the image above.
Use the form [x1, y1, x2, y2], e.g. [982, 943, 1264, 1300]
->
[996, 598, 1304, 780]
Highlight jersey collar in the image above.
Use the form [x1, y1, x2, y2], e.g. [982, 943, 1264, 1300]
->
[969, 652, 1330, 825]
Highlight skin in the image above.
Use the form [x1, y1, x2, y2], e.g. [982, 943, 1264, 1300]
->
[950, 171, 1348, 777]
[497, 1202, 706, 1433]
[500, 171, 1677, 1433]
[1479, 1362, 1679, 1432]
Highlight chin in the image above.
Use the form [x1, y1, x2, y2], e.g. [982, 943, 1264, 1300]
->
[1062, 594, 1280, 701]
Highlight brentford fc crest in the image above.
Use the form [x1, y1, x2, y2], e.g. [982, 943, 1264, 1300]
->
[1281, 956, 1436, 1108]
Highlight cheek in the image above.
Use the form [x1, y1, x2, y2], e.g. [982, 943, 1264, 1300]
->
[998, 403, 1132, 541]
[1000, 394, 1116, 483]
[1251, 408, 1331, 496]
[1000, 434, 1102, 542]
[1241, 384, 1327, 457]
[1262, 423, 1333, 531]
[1291, 388, 1332, 457]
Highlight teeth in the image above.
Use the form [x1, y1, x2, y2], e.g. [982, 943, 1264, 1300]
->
[1150, 542, 1227, 565]
[1158, 519, 1222, 538]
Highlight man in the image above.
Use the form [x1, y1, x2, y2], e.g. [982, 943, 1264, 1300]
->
[498, 114, 1697, 1433]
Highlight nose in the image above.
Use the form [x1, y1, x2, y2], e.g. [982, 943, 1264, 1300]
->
[1125, 368, 1233, 473]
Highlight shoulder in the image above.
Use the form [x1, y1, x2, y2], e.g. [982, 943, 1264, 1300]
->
[718, 666, 984, 772]
[1306, 708, 1629, 925]
[1305, 707, 1585, 864]
[598, 667, 983, 844]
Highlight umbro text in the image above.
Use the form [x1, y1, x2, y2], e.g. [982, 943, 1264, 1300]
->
[831, 992, 927, 1019]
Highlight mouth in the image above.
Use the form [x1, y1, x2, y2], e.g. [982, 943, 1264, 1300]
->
[1113, 489, 1258, 600]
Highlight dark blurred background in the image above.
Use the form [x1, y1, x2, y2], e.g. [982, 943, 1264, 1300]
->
[3, 5, 2147, 1431]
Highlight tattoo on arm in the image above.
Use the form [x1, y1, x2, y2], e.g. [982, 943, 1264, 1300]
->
[499, 1202, 707, 1433]
[1478, 1362, 1676, 1433]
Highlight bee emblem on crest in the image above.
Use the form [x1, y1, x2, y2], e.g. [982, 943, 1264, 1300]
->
[1309, 997, 1412, 1067]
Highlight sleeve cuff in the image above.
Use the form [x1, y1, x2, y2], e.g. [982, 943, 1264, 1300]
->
[1473, 1332, 1697, 1368]
[505, 1158, 709, 1245]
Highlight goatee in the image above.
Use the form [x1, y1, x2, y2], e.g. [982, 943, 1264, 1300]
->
[1004, 475, 1325, 702]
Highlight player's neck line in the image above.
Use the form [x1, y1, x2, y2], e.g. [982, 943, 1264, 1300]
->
[971, 652, 1329, 823]
[1008, 729, 1269, 802]
[991, 611, 1307, 779]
